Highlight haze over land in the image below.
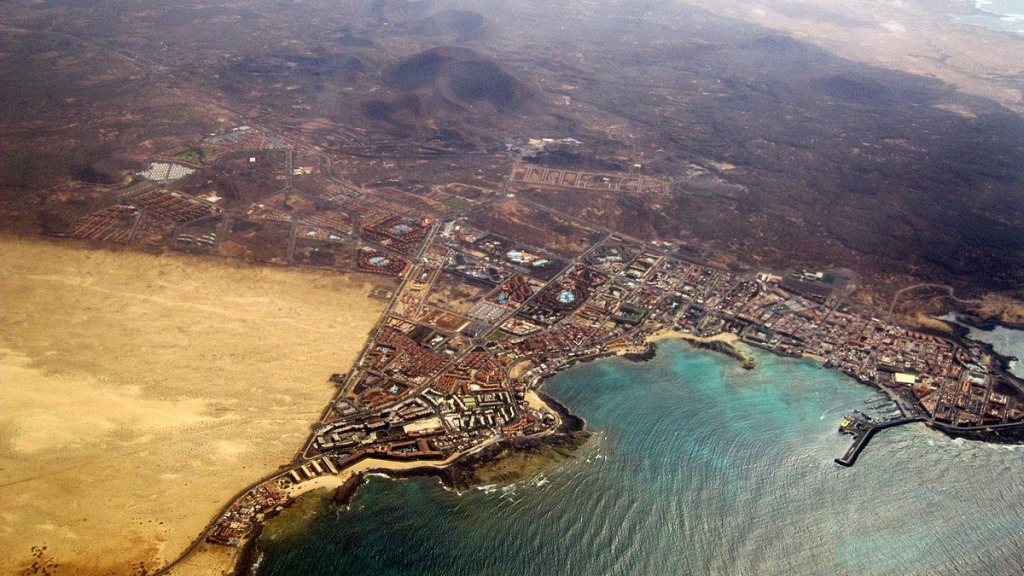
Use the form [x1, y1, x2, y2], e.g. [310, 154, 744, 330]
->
[1, 0, 1024, 573]
[2, 0, 1022, 308]
[685, 0, 1024, 114]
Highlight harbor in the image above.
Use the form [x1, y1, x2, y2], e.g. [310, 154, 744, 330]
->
[836, 411, 925, 467]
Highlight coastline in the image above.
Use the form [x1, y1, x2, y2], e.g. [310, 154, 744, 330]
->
[939, 314, 1022, 375]
[246, 320, 1024, 571]
[645, 329, 756, 369]
[950, 312, 1024, 333]
[644, 324, 1024, 447]
[646, 329, 741, 345]
[0, 238, 389, 576]
[154, 274, 1024, 576]
[359, 396, 587, 494]
[234, 331, 1024, 576]
[286, 390, 586, 501]
[232, 389, 588, 575]
[211, 451, 507, 576]
[233, 332, 764, 574]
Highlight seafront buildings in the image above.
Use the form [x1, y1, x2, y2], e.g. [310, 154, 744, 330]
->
[65, 127, 1021, 547]
[207, 222, 1024, 546]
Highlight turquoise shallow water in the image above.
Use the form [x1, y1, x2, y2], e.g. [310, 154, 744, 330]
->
[254, 338, 1024, 576]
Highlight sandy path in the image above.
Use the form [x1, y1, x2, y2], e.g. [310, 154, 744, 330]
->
[0, 238, 390, 575]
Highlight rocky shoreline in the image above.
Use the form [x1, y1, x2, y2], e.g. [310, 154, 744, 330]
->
[621, 344, 658, 362]
[332, 392, 589, 500]
[234, 391, 591, 575]
[236, 524, 264, 576]
[235, 319, 1024, 574]
[953, 313, 1024, 333]
[929, 421, 1024, 444]
[688, 339, 756, 370]
[939, 315, 1022, 376]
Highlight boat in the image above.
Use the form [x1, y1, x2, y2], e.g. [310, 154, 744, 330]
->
[866, 398, 890, 409]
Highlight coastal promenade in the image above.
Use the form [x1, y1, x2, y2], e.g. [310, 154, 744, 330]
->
[183, 220, 1024, 569]
[148, 179, 1024, 575]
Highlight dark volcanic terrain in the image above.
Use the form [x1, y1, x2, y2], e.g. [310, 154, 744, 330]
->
[3, 0, 1024, 573]
[367, 46, 537, 124]
[1, 0, 1022, 306]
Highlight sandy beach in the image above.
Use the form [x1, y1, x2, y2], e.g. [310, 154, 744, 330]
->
[523, 390, 551, 413]
[0, 237, 389, 575]
[164, 454, 474, 576]
[646, 329, 741, 345]
[284, 454, 472, 499]
[165, 430, 541, 575]
[165, 379, 594, 575]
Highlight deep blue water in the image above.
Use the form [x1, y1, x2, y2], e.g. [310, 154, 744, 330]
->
[255, 338, 1024, 576]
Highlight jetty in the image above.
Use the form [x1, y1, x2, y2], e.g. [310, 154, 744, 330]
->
[835, 415, 925, 467]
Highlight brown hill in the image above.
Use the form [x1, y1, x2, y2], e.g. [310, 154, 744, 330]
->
[363, 46, 537, 124]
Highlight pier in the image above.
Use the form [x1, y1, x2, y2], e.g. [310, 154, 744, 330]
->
[835, 416, 925, 467]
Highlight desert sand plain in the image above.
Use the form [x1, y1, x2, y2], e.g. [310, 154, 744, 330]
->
[0, 237, 389, 575]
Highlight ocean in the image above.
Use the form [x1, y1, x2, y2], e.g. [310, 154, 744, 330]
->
[954, 0, 1024, 35]
[961, 324, 1024, 378]
[254, 336, 1024, 576]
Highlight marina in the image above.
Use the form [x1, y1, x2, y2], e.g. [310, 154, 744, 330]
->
[255, 340, 1024, 576]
